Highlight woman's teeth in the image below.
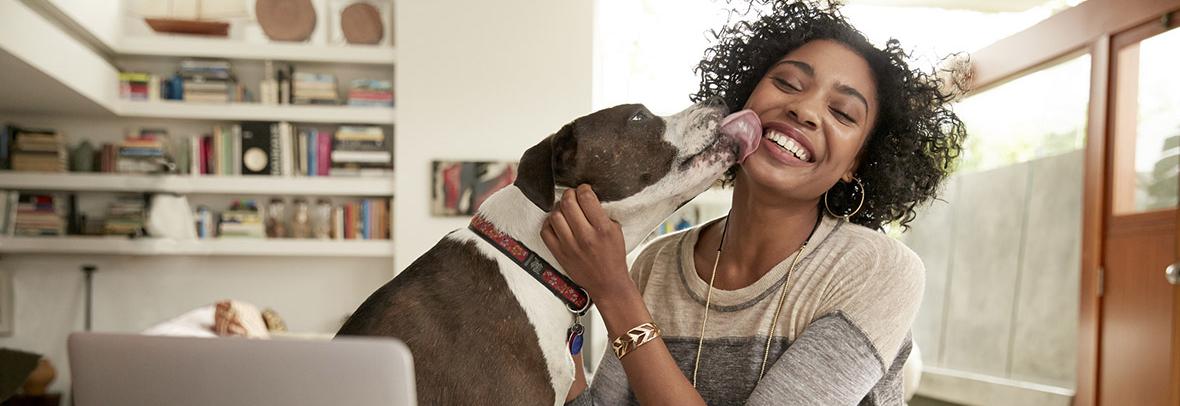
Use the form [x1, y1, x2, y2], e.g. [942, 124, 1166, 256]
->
[765, 130, 811, 162]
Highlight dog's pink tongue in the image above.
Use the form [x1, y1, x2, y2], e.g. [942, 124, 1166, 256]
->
[721, 109, 761, 163]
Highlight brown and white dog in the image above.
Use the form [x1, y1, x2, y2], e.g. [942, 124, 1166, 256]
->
[337, 101, 760, 405]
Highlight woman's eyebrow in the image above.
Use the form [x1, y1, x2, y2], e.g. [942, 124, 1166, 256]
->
[775, 60, 814, 77]
[835, 83, 869, 115]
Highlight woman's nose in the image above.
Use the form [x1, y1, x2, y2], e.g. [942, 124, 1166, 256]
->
[788, 107, 819, 130]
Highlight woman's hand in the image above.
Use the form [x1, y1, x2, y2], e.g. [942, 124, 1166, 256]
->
[540, 184, 635, 303]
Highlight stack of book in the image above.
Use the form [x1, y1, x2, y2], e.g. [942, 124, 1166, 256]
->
[335, 198, 389, 240]
[331, 126, 391, 176]
[10, 127, 67, 172]
[219, 200, 265, 238]
[347, 79, 393, 107]
[116, 129, 167, 174]
[293, 72, 339, 105]
[180, 59, 233, 104]
[119, 72, 153, 100]
[13, 193, 65, 236]
[103, 196, 146, 236]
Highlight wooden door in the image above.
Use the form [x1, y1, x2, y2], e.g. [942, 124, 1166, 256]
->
[1100, 212, 1175, 405]
[1098, 13, 1180, 405]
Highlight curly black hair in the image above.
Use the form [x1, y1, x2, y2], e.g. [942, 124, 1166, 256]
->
[692, 0, 967, 230]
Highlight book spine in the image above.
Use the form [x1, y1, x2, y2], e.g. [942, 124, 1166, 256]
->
[317, 131, 331, 176]
[308, 129, 317, 177]
[333, 206, 344, 240]
[297, 130, 307, 176]
[213, 127, 222, 176]
[270, 123, 282, 176]
[231, 125, 242, 176]
[362, 199, 370, 240]
[278, 123, 290, 176]
[200, 136, 211, 175]
[343, 203, 353, 239]
[189, 136, 200, 175]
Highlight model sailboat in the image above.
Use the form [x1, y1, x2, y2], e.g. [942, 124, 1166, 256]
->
[131, 0, 247, 37]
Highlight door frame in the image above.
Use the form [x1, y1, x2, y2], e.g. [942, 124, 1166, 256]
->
[968, 1, 1180, 405]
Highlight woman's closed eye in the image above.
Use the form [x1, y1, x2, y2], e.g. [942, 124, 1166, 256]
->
[772, 77, 801, 92]
[830, 107, 856, 125]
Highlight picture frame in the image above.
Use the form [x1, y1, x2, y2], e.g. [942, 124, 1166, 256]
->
[431, 160, 518, 216]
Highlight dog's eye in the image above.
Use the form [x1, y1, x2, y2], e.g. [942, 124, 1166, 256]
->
[629, 111, 648, 122]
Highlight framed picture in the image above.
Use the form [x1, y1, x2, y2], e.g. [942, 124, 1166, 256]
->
[431, 160, 518, 216]
[0, 269, 13, 336]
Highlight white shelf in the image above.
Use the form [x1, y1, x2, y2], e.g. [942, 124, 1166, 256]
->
[115, 100, 395, 125]
[0, 172, 394, 197]
[0, 236, 395, 257]
[118, 36, 396, 65]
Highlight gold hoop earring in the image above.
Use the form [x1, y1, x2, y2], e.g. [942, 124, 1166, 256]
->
[824, 177, 865, 220]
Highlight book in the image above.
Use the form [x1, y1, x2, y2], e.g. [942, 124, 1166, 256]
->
[307, 129, 317, 176]
[317, 131, 331, 176]
[239, 122, 273, 176]
[278, 122, 293, 176]
[268, 123, 281, 176]
[330, 150, 391, 163]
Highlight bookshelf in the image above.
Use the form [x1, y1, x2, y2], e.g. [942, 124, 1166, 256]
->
[114, 100, 395, 124]
[0, 173, 395, 197]
[0, 236, 395, 257]
[118, 37, 397, 65]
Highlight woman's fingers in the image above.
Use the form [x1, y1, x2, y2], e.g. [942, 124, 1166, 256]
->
[540, 222, 562, 255]
[559, 188, 595, 237]
[574, 184, 613, 229]
[548, 209, 575, 245]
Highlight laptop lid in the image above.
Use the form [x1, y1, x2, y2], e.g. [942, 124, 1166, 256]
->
[68, 332, 416, 406]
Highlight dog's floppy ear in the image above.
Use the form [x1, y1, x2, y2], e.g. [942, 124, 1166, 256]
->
[515, 123, 576, 212]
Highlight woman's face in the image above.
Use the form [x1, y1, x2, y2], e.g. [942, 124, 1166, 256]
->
[739, 39, 878, 202]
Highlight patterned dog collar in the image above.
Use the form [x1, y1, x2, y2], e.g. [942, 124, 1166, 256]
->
[469, 215, 592, 315]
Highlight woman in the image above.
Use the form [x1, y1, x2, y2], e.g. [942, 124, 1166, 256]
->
[543, 1, 965, 405]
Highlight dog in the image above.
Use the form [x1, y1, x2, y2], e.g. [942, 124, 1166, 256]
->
[337, 101, 760, 405]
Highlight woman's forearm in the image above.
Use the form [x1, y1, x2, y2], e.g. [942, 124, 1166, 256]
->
[596, 286, 706, 406]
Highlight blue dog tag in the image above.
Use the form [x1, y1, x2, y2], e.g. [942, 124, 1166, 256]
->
[567, 323, 584, 355]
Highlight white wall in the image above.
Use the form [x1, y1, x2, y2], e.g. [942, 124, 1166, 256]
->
[393, 0, 595, 271]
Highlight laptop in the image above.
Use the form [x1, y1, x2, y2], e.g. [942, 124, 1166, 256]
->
[69, 332, 416, 406]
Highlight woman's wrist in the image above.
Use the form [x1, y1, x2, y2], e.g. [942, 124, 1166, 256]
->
[594, 286, 653, 339]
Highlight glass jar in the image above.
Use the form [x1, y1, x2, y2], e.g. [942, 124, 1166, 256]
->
[312, 199, 333, 239]
[289, 198, 310, 239]
[265, 198, 286, 238]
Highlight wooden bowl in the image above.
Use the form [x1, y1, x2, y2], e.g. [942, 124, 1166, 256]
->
[256, 0, 317, 42]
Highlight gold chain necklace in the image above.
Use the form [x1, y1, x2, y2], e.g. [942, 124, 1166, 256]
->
[691, 214, 815, 387]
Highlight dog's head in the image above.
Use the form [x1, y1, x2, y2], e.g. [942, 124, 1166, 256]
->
[515, 100, 753, 245]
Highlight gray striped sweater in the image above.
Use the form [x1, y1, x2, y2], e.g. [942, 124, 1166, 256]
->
[568, 214, 923, 405]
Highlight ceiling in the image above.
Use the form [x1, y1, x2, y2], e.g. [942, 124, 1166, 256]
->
[845, 0, 1061, 12]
